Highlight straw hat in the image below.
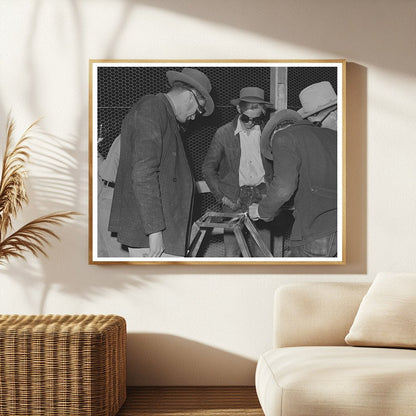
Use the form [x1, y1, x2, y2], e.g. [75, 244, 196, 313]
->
[166, 68, 214, 116]
[297, 81, 337, 118]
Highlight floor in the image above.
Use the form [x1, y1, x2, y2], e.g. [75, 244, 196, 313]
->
[116, 386, 264, 416]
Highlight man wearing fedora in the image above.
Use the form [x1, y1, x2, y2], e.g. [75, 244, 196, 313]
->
[298, 81, 338, 131]
[202, 87, 275, 257]
[109, 68, 215, 257]
[250, 105, 338, 258]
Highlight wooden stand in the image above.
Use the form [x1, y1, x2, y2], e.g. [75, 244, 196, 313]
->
[187, 212, 273, 257]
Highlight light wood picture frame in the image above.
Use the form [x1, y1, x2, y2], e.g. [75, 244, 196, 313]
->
[89, 60, 345, 265]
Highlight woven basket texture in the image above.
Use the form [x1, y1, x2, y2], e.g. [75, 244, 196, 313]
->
[0, 314, 126, 416]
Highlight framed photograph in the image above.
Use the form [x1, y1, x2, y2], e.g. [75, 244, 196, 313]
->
[89, 60, 345, 265]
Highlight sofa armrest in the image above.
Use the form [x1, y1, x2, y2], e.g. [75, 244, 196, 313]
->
[273, 282, 370, 348]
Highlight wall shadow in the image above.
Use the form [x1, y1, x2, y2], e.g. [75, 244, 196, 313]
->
[0, 2, 373, 292]
[133, 0, 414, 77]
[127, 333, 257, 386]
[344, 63, 368, 273]
[0, 124, 158, 313]
[91, 0, 370, 275]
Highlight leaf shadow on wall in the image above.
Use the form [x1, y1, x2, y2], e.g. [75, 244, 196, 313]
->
[0, 127, 152, 314]
[126, 333, 257, 386]
[23, 0, 87, 212]
[0, 1, 147, 312]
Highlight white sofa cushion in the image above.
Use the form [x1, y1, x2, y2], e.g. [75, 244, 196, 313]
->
[274, 282, 369, 348]
[345, 272, 416, 348]
[256, 346, 416, 416]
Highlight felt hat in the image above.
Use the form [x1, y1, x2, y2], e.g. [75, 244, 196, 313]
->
[297, 81, 337, 118]
[260, 109, 302, 160]
[230, 87, 273, 107]
[166, 68, 214, 116]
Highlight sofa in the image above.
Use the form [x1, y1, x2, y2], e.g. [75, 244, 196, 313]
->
[255, 274, 416, 416]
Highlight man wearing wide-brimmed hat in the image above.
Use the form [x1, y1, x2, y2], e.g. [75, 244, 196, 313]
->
[249, 107, 338, 258]
[202, 87, 275, 257]
[109, 68, 214, 257]
[298, 81, 338, 131]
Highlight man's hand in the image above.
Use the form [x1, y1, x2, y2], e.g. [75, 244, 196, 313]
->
[222, 196, 240, 210]
[248, 203, 260, 221]
[148, 231, 165, 257]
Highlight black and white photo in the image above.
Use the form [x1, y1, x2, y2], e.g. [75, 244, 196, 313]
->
[89, 60, 345, 264]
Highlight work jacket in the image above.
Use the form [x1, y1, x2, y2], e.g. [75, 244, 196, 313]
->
[259, 120, 337, 246]
[202, 117, 273, 203]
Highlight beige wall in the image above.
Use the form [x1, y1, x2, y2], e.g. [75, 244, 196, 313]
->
[0, 0, 415, 385]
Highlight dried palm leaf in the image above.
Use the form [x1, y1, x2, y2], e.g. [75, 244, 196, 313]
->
[0, 115, 79, 264]
[0, 212, 78, 265]
[0, 116, 38, 238]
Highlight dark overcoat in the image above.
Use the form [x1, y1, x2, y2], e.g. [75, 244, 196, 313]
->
[109, 94, 194, 256]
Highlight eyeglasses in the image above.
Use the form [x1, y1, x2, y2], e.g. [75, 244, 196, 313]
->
[240, 114, 265, 125]
[185, 88, 206, 116]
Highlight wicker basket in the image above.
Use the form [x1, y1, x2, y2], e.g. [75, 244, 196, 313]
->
[0, 314, 126, 416]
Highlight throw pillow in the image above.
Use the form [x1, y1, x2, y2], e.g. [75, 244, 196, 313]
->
[345, 272, 416, 348]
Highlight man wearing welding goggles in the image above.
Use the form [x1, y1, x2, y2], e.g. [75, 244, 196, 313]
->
[202, 87, 275, 257]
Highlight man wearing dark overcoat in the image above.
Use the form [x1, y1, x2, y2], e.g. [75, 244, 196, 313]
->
[109, 68, 214, 257]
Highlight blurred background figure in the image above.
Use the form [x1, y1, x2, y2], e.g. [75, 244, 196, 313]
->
[97, 135, 128, 257]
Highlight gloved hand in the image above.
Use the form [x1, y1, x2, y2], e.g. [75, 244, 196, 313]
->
[221, 196, 240, 211]
[248, 203, 274, 222]
[248, 203, 260, 221]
